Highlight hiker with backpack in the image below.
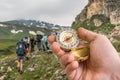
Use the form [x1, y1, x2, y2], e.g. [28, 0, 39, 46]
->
[16, 39, 27, 74]
[29, 33, 35, 52]
[41, 35, 49, 51]
[36, 31, 44, 51]
[23, 36, 30, 60]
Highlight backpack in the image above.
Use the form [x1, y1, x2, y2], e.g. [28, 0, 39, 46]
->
[22, 37, 30, 48]
[16, 41, 25, 56]
[36, 35, 43, 42]
[41, 36, 48, 47]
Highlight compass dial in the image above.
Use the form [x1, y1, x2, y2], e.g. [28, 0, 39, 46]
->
[56, 28, 79, 50]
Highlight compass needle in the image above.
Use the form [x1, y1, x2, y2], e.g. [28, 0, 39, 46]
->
[63, 35, 73, 42]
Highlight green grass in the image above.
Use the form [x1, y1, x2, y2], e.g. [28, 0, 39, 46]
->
[0, 52, 67, 80]
[21, 52, 66, 80]
[0, 39, 17, 59]
[113, 42, 120, 52]
[0, 39, 17, 50]
[0, 28, 12, 39]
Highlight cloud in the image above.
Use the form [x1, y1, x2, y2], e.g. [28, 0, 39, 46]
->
[0, 0, 88, 26]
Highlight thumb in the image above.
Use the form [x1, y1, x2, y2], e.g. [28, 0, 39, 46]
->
[77, 28, 98, 42]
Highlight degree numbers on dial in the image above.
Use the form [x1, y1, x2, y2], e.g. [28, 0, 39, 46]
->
[56, 28, 79, 50]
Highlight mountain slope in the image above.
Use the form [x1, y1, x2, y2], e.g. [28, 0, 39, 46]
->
[0, 51, 67, 80]
[5, 19, 60, 28]
[0, 22, 52, 39]
[0, 20, 67, 79]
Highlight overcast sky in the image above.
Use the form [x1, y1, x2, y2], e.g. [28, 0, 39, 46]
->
[0, 0, 88, 26]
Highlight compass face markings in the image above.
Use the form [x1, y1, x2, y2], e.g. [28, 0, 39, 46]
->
[56, 28, 80, 49]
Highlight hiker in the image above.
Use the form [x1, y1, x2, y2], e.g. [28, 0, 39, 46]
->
[23, 36, 30, 60]
[36, 31, 44, 51]
[41, 35, 49, 51]
[29, 33, 36, 52]
[51, 29, 58, 35]
[48, 28, 120, 80]
[16, 39, 27, 74]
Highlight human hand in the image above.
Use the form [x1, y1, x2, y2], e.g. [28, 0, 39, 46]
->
[48, 28, 120, 80]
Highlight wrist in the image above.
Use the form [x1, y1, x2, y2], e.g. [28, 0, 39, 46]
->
[110, 72, 120, 80]
[97, 64, 120, 80]
[110, 60, 120, 80]
[96, 71, 120, 80]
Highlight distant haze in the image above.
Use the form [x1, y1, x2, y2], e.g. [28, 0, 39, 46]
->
[0, 0, 88, 26]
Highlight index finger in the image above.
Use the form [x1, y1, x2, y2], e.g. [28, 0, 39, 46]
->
[48, 35, 56, 44]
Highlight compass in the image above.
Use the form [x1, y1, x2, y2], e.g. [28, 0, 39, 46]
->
[56, 28, 90, 62]
[56, 28, 79, 50]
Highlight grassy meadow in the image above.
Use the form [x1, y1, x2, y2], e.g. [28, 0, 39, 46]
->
[0, 39, 17, 58]
[0, 39, 67, 80]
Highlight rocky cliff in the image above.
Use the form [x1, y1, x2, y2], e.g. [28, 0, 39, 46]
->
[73, 0, 120, 26]
[72, 0, 120, 52]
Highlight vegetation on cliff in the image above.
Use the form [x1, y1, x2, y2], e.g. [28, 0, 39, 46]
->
[72, 14, 115, 34]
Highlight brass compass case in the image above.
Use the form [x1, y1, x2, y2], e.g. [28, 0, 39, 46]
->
[56, 28, 90, 62]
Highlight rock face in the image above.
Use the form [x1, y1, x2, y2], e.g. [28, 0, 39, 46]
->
[110, 10, 120, 25]
[73, 0, 120, 25]
[93, 19, 103, 26]
[72, 0, 120, 52]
